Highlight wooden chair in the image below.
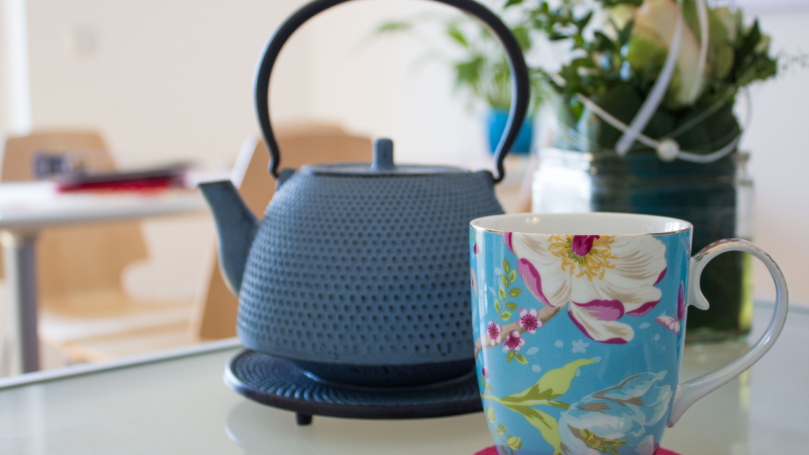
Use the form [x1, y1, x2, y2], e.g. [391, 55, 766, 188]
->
[0, 131, 192, 366]
[190, 124, 373, 340]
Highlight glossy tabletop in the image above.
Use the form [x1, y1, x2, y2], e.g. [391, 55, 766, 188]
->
[0, 304, 804, 455]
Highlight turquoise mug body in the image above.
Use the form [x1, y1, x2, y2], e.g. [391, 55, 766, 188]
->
[469, 213, 788, 455]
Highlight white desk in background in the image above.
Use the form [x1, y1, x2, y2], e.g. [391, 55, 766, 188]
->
[0, 181, 208, 374]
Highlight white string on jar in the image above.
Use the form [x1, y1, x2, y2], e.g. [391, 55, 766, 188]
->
[551, 0, 746, 164]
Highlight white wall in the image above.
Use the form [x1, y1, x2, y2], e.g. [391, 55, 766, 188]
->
[304, 1, 488, 166]
[19, 0, 315, 300]
[25, 0, 313, 166]
[740, 8, 809, 303]
[4, 0, 809, 304]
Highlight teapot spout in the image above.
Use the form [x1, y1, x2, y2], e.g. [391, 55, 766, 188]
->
[198, 180, 258, 294]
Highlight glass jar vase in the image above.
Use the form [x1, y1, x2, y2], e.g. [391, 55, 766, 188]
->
[533, 148, 754, 342]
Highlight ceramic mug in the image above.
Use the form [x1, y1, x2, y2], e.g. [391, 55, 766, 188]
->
[469, 213, 788, 455]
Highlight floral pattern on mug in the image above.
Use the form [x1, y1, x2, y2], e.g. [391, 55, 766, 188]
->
[558, 371, 672, 455]
[488, 322, 503, 346]
[471, 268, 478, 299]
[518, 308, 541, 334]
[657, 282, 686, 335]
[502, 330, 525, 352]
[506, 232, 667, 344]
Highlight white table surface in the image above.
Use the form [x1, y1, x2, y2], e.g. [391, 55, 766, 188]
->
[0, 181, 207, 231]
[0, 304, 804, 455]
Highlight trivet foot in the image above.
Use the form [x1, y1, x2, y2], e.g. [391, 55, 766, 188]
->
[296, 413, 313, 426]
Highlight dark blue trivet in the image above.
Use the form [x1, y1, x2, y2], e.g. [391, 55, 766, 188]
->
[224, 349, 482, 425]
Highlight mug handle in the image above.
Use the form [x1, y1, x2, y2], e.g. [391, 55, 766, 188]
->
[668, 238, 789, 426]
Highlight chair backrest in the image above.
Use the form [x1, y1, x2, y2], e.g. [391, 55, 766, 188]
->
[0, 131, 148, 308]
[190, 124, 373, 340]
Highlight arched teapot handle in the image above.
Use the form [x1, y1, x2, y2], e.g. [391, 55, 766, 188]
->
[254, 0, 531, 184]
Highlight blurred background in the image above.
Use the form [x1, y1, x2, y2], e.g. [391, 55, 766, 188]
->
[0, 0, 806, 371]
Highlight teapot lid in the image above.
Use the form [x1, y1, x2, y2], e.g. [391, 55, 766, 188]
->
[301, 139, 465, 176]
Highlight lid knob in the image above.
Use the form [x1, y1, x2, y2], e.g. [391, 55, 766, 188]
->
[372, 139, 395, 171]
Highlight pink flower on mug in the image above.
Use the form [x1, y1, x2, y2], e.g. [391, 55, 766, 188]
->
[656, 314, 681, 335]
[503, 330, 525, 352]
[518, 308, 541, 334]
[470, 268, 478, 299]
[487, 322, 503, 346]
[657, 282, 686, 335]
[481, 367, 489, 379]
[506, 232, 667, 344]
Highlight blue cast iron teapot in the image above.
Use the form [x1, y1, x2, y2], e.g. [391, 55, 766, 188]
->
[200, 0, 530, 388]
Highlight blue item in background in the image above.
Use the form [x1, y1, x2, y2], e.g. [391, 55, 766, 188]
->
[487, 109, 533, 155]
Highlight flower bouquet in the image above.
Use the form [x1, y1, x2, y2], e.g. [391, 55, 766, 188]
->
[520, 0, 780, 340]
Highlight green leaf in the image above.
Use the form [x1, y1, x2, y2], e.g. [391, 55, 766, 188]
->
[374, 21, 412, 35]
[575, 11, 593, 31]
[507, 351, 515, 363]
[507, 436, 522, 450]
[504, 405, 562, 455]
[515, 354, 528, 364]
[496, 424, 507, 435]
[509, 270, 516, 283]
[454, 57, 484, 88]
[495, 300, 501, 313]
[512, 26, 531, 50]
[503, 259, 510, 275]
[506, 302, 517, 311]
[593, 31, 616, 52]
[487, 407, 495, 423]
[501, 311, 512, 320]
[547, 400, 570, 410]
[504, 0, 523, 8]
[500, 275, 509, 287]
[508, 289, 522, 297]
[501, 358, 596, 403]
[484, 383, 493, 392]
[619, 19, 635, 45]
[446, 24, 468, 47]
[499, 286, 506, 301]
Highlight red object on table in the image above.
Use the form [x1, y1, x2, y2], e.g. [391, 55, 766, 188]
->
[473, 447, 681, 455]
[54, 165, 188, 193]
[56, 178, 176, 193]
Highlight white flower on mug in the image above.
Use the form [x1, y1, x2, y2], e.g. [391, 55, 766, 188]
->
[505, 232, 667, 344]
[657, 282, 686, 335]
[558, 371, 672, 455]
[572, 339, 590, 354]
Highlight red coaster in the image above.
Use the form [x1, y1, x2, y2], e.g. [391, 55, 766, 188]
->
[473, 447, 681, 455]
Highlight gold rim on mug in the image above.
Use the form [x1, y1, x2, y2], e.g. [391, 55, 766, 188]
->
[470, 212, 694, 236]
